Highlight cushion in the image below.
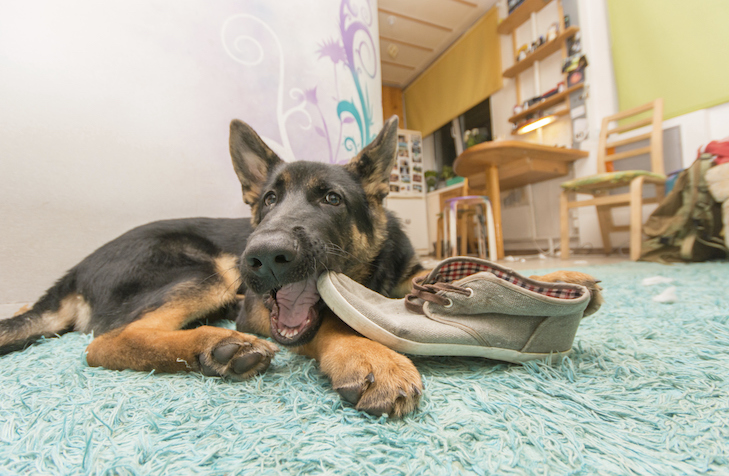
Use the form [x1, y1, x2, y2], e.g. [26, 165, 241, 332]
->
[561, 170, 666, 192]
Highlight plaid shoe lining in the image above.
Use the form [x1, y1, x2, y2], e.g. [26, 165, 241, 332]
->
[436, 260, 584, 300]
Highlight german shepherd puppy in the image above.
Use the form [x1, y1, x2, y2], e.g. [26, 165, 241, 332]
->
[1, 116, 602, 417]
[1, 116, 427, 416]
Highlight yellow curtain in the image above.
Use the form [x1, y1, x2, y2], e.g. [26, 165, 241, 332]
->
[608, 0, 729, 119]
[403, 8, 502, 137]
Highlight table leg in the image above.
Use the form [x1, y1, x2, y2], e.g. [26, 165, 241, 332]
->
[486, 164, 504, 259]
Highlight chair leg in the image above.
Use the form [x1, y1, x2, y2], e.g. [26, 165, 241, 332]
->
[483, 200, 497, 261]
[560, 190, 571, 260]
[443, 206, 452, 257]
[629, 176, 646, 261]
[436, 216, 443, 259]
[595, 204, 614, 255]
[449, 203, 458, 258]
[466, 213, 479, 255]
[475, 205, 487, 259]
[458, 211, 467, 256]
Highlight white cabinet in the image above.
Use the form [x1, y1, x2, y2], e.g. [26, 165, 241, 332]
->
[384, 197, 429, 254]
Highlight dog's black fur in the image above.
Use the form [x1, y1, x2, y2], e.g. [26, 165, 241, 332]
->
[0, 116, 427, 416]
[0, 218, 252, 353]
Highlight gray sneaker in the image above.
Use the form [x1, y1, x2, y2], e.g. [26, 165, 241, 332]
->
[317, 257, 597, 363]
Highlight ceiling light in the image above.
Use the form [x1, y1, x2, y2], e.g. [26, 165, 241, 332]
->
[387, 43, 399, 59]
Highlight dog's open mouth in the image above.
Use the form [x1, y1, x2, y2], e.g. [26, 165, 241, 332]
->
[269, 275, 322, 345]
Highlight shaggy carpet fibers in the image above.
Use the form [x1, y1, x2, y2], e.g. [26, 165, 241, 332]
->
[1, 262, 727, 475]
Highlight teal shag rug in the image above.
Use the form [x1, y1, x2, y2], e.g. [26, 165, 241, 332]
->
[1, 262, 728, 475]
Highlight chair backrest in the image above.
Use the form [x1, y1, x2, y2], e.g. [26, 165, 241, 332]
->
[596, 98, 664, 175]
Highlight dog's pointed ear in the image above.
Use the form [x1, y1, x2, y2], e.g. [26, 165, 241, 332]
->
[344, 115, 399, 200]
[229, 119, 283, 205]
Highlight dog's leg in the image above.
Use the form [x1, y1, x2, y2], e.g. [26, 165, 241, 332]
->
[86, 306, 277, 380]
[530, 270, 604, 317]
[296, 310, 422, 418]
[86, 259, 278, 380]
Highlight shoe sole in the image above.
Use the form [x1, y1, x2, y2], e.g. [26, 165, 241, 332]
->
[318, 273, 571, 364]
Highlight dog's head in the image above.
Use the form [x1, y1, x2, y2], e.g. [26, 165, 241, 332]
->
[229, 116, 399, 346]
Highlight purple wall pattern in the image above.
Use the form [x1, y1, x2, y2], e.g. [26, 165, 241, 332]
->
[221, 0, 382, 164]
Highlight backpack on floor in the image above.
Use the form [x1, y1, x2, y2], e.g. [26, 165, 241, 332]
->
[640, 152, 728, 263]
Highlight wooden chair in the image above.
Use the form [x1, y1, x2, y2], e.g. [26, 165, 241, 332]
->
[560, 98, 666, 261]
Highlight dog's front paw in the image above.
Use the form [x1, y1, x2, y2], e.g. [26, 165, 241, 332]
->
[531, 270, 604, 317]
[198, 333, 278, 381]
[322, 341, 422, 418]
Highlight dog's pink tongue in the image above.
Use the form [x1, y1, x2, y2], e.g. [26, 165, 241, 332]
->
[275, 276, 319, 328]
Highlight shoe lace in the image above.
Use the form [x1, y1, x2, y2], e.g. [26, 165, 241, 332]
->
[405, 276, 471, 313]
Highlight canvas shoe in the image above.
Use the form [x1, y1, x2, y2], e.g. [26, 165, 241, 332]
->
[317, 257, 596, 363]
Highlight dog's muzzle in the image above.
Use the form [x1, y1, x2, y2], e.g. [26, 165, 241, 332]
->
[243, 229, 323, 346]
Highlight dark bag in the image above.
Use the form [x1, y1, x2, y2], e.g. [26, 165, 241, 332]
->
[640, 154, 728, 262]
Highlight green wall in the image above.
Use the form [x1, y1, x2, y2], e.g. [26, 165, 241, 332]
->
[608, 0, 729, 119]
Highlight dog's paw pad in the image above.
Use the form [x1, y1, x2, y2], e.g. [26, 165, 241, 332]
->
[213, 343, 242, 364]
[335, 385, 362, 405]
[199, 359, 220, 377]
[335, 372, 374, 404]
[231, 352, 263, 374]
[199, 335, 276, 381]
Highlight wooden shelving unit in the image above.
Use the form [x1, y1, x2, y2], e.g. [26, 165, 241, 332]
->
[498, 0, 583, 136]
[503, 26, 579, 78]
[508, 83, 583, 124]
[497, 0, 553, 35]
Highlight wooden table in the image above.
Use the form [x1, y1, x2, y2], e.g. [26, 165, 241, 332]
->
[453, 141, 589, 259]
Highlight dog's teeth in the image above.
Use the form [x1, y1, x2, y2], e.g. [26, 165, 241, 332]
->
[279, 326, 300, 339]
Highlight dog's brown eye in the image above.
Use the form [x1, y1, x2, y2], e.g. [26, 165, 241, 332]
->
[325, 192, 341, 206]
[263, 192, 277, 206]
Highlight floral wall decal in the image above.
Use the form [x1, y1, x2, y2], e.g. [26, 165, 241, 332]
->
[221, 0, 382, 164]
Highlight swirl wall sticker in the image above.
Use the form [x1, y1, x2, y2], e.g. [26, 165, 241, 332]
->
[221, 0, 382, 164]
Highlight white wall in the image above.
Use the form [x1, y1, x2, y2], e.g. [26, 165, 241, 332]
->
[0, 0, 382, 304]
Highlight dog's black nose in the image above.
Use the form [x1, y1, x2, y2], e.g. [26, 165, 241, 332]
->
[243, 234, 297, 280]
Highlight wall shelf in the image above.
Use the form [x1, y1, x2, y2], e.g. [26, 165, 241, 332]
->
[508, 83, 584, 124]
[498, 0, 585, 137]
[503, 26, 579, 78]
[510, 108, 570, 135]
[497, 0, 553, 35]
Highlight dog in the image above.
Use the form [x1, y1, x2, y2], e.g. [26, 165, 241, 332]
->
[0, 116, 603, 417]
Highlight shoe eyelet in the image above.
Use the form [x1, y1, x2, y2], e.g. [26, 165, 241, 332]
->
[466, 288, 474, 298]
[443, 298, 454, 308]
